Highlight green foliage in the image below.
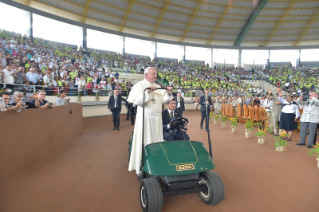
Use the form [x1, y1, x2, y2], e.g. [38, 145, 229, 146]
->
[230, 116, 238, 127]
[245, 119, 254, 131]
[211, 113, 220, 121]
[309, 143, 319, 158]
[274, 136, 288, 147]
[221, 115, 228, 123]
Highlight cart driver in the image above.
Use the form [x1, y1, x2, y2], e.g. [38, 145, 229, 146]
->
[162, 99, 190, 141]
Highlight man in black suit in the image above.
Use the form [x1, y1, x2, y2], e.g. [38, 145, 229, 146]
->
[174, 92, 185, 114]
[108, 89, 128, 130]
[162, 99, 190, 141]
[127, 102, 137, 125]
[125, 99, 130, 121]
[200, 89, 212, 131]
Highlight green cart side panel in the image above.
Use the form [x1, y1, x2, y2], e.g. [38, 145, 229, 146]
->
[143, 141, 215, 176]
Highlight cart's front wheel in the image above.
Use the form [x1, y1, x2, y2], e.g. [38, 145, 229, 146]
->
[198, 171, 225, 205]
[140, 178, 163, 212]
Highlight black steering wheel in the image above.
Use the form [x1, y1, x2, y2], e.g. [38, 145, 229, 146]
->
[170, 117, 188, 130]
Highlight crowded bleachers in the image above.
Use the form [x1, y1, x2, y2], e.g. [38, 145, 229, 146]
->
[1, 28, 319, 102]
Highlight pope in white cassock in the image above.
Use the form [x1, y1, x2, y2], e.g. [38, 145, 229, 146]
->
[127, 67, 173, 174]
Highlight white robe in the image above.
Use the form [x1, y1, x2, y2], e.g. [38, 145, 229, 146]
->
[127, 79, 172, 174]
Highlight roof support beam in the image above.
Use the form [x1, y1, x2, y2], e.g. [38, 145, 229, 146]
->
[263, 0, 297, 47]
[119, 0, 135, 32]
[293, 8, 319, 46]
[151, 0, 170, 38]
[23, 0, 32, 6]
[81, 0, 92, 23]
[206, 0, 234, 45]
[234, 0, 269, 46]
[179, 0, 204, 42]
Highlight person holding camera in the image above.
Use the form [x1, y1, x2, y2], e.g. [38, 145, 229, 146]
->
[56, 89, 70, 106]
[296, 90, 319, 148]
[267, 88, 284, 136]
[0, 91, 23, 112]
[10, 91, 36, 110]
[31, 90, 55, 108]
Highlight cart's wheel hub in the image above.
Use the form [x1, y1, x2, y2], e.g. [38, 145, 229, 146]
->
[140, 186, 147, 207]
[199, 179, 209, 198]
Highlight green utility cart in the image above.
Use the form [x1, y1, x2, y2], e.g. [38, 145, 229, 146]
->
[128, 87, 224, 212]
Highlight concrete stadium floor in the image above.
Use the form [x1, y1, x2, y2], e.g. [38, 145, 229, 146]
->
[0, 111, 318, 212]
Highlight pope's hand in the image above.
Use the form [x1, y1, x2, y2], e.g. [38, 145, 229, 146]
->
[184, 124, 189, 129]
[147, 86, 157, 93]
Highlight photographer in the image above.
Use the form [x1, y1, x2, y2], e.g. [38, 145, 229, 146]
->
[10, 91, 36, 110]
[0, 91, 23, 112]
[31, 90, 55, 108]
[13, 66, 28, 90]
[56, 89, 70, 106]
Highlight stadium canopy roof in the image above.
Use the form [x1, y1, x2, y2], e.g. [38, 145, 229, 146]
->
[13, 0, 319, 47]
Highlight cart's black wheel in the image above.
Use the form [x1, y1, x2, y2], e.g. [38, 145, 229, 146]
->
[140, 178, 163, 212]
[198, 171, 225, 205]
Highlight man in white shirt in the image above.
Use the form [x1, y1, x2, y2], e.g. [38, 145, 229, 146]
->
[2, 64, 15, 89]
[263, 95, 273, 131]
[43, 70, 53, 95]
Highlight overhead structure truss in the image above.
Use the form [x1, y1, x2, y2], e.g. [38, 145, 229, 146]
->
[234, 0, 269, 46]
[179, 0, 204, 42]
[206, 0, 234, 45]
[151, 0, 170, 38]
[263, 0, 298, 47]
[293, 8, 319, 46]
[11, 0, 319, 46]
[119, 0, 135, 32]
[81, 0, 92, 23]
[23, 0, 32, 6]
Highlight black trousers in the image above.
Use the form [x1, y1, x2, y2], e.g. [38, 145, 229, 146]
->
[112, 108, 120, 128]
[130, 112, 136, 125]
[200, 110, 209, 130]
[314, 124, 319, 145]
[126, 109, 130, 120]
[164, 130, 190, 141]
[176, 107, 183, 115]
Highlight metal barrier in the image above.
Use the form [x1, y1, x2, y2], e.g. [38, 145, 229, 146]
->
[0, 83, 117, 97]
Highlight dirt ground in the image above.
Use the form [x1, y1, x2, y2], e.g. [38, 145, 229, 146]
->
[0, 111, 318, 212]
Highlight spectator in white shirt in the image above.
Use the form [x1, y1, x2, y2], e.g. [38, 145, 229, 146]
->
[2, 64, 15, 89]
[56, 89, 70, 106]
[263, 95, 273, 130]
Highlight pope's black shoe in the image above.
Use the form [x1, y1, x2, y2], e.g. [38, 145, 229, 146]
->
[117, 128, 120, 130]
[307, 145, 313, 148]
[200, 126, 203, 129]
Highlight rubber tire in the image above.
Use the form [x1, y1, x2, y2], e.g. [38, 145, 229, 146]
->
[198, 171, 225, 205]
[140, 178, 163, 212]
